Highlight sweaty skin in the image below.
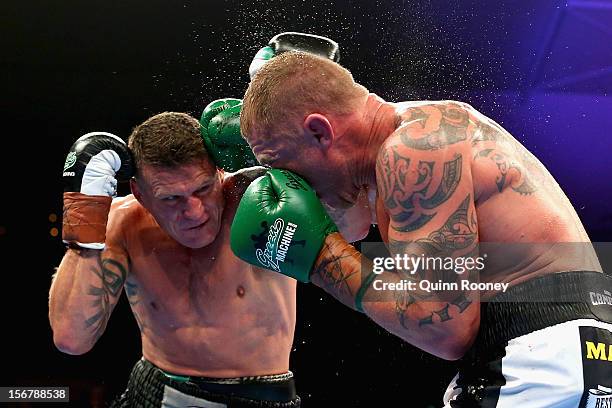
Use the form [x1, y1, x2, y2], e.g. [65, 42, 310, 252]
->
[50, 167, 296, 377]
[248, 94, 601, 359]
[375, 100, 600, 287]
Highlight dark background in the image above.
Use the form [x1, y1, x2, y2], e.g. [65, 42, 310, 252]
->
[2, 0, 611, 406]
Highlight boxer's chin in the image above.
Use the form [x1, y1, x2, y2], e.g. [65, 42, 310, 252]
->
[177, 219, 221, 249]
[326, 195, 356, 211]
[340, 226, 369, 244]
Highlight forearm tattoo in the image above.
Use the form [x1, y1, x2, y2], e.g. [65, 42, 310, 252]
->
[396, 290, 473, 327]
[85, 258, 126, 340]
[311, 238, 361, 300]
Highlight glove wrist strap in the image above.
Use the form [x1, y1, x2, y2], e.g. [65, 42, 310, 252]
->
[354, 271, 378, 313]
[62, 192, 112, 248]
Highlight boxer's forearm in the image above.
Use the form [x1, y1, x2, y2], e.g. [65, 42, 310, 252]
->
[49, 249, 125, 354]
[310, 233, 479, 360]
[310, 233, 364, 309]
[360, 278, 479, 360]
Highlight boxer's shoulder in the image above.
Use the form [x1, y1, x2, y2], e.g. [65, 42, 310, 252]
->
[388, 99, 475, 153]
[394, 99, 475, 122]
[109, 194, 148, 229]
[222, 166, 268, 199]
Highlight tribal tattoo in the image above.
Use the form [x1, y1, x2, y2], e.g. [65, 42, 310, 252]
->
[472, 116, 540, 196]
[471, 120, 502, 144]
[396, 291, 474, 328]
[389, 195, 479, 328]
[377, 146, 463, 233]
[399, 104, 470, 150]
[85, 258, 126, 340]
[380, 102, 543, 329]
[418, 195, 478, 251]
[474, 148, 536, 195]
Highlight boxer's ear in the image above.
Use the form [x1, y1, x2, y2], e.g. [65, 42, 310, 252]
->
[130, 178, 143, 203]
[303, 113, 333, 150]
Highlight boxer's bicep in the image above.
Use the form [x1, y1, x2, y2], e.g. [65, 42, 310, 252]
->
[374, 131, 480, 356]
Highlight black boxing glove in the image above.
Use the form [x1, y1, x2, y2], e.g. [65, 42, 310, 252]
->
[62, 132, 134, 249]
[249, 32, 340, 79]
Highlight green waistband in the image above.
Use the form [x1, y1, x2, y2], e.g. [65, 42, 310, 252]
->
[161, 371, 190, 383]
[155, 363, 294, 384]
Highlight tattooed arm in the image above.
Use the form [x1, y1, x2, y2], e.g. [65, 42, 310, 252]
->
[310, 102, 481, 360]
[49, 201, 129, 355]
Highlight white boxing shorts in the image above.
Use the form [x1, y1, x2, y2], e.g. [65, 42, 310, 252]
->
[443, 271, 612, 408]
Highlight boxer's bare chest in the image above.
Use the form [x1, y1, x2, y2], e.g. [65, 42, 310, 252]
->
[123, 222, 265, 330]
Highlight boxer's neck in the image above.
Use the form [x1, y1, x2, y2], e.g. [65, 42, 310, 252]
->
[350, 93, 399, 187]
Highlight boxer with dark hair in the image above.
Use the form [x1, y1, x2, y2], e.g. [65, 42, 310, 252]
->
[49, 33, 354, 408]
[51, 112, 298, 407]
[233, 51, 612, 407]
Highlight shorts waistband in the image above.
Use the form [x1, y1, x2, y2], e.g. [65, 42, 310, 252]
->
[143, 359, 297, 403]
[156, 364, 294, 385]
[465, 271, 612, 362]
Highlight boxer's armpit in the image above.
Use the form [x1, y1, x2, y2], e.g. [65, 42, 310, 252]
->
[84, 257, 128, 341]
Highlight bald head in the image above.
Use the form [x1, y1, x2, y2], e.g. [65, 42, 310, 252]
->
[240, 51, 368, 144]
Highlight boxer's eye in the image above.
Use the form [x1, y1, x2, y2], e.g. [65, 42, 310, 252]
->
[195, 185, 212, 196]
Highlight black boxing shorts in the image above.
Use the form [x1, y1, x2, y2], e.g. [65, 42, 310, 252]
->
[443, 271, 612, 408]
[110, 358, 300, 408]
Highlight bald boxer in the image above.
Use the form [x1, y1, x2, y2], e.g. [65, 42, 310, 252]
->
[50, 113, 300, 407]
[232, 51, 612, 407]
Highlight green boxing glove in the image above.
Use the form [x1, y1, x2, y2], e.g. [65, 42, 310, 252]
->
[230, 169, 338, 282]
[200, 98, 258, 172]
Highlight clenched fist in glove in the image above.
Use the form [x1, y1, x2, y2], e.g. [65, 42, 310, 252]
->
[62, 132, 134, 249]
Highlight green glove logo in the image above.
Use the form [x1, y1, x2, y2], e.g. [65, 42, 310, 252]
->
[280, 170, 308, 191]
[255, 218, 299, 271]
